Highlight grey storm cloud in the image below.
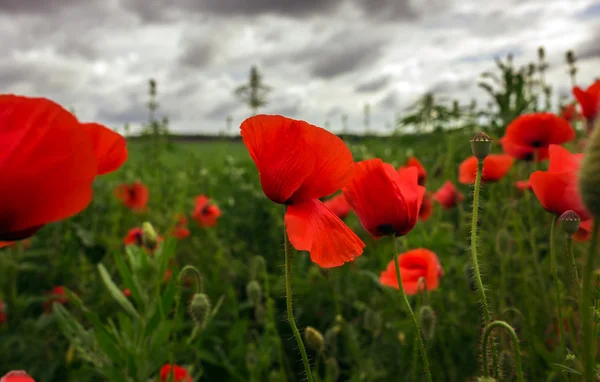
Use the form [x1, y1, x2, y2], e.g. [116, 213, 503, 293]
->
[355, 75, 392, 93]
[577, 23, 600, 60]
[179, 39, 216, 69]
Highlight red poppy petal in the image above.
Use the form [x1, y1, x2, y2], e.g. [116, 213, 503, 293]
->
[285, 199, 364, 268]
[573, 86, 595, 120]
[240, 115, 315, 204]
[0, 95, 96, 236]
[482, 155, 514, 182]
[288, 123, 355, 201]
[547, 144, 581, 173]
[458, 156, 478, 184]
[574, 219, 593, 242]
[81, 123, 128, 175]
[529, 171, 590, 220]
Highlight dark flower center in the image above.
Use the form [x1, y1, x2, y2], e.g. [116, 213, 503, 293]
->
[134, 231, 143, 246]
[530, 140, 543, 148]
[201, 204, 211, 215]
[376, 224, 395, 236]
[522, 152, 534, 161]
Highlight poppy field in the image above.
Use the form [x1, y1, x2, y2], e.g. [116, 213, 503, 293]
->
[1, 65, 600, 382]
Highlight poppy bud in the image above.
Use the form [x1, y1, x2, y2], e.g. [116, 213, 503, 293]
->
[188, 293, 211, 328]
[500, 350, 514, 380]
[397, 331, 406, 345]
[246, 280, 262, 306]
[141, 222, 158, 250]
[0, 371, 36, 382]
[363, 308, 382, 336]
[249, 255, 266, 279]
[418, 306, 436, 341]
[325, 325, 341, 351]
[65, 344, 75, 365]
[254, 304, 266, 324]
[580, 119, 600, 218]
[334, 314, 344, 326]
[470, 132, 493, 161]
[559, 210, 581, 235]
[325, 357, 340, 381]
[304, 326, 325, 353]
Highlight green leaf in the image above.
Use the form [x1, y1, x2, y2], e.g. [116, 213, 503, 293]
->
[98, 264, 140, 319]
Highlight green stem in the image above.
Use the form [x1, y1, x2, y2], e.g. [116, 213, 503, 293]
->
[411, 337, 419, 382]
[470, 160, 499, 377]
[284, 229, 314, 382]
[566, 236, 580, 289]
[549, 215, 566, 351]
[581, 221, 598, 382]
[392, 236, 433, 382]
[482, 321, 525, 382]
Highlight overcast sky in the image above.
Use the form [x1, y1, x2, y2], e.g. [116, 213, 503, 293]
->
[1, 0, 599, 134]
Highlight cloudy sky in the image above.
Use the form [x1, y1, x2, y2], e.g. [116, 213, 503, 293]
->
[1, 0, 599, 134]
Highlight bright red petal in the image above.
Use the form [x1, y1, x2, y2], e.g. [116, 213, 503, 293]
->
[547, 144, 581, 173]
[529, 171, 590, 220]
[81, 123, 128, 175]
[0, 95, 96, 238]
[240, 115, 315, 204]
[574, 219, 594, 242]
[285, 199, 364, 268]
[482, 155, 514, 182]
[458, 156, 478, 184]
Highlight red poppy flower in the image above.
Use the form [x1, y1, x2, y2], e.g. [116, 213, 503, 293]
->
[573, 80, 600, 122]
[343, 159, 425, 238]
[529, 145, 590, 220]
[123, 288, 132, 297]
[171, 226, 190, 240]
[560, 103, 580, 123]
[432, 181, 464, 209]
[398, 157, 427, 186]
[379, 248, 443, 294]
[192, 195, 222, 227]
[0, 300, 6, 324]
[159, 364, 192, 382]
[43, 286, 68, 313]
[163, 269, 173, 284]
[241, 115, 364, 268]
[500, 113, 575, 161]
[323, 193, 351, 220]
[175, 213, 187, 226]
[574, 219, 593, 242]
[458, 154, 514, 184]
[419, 192, 434, 221]
[515, 180, 532, 192]
[114, 181, 149, 212]
[0, 371, 36, 382]
[0, 95, 127, 242]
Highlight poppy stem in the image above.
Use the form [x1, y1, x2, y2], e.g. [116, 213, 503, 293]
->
[470, 159, 499, 377]
[549, 215, 566, 351]
[566, 235, 580, 289]
[581, 220, 598, 382]
[481, 320, 525, 382]
[283, 229, 314, 382]
[391, 235, 433, 382]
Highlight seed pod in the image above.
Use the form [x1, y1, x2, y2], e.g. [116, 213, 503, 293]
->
[188, 293, 211, 328]
[141, 222, 158, 250]
[470, 132, 493, 161]
[418, 306, 436, 341]
[325, 357, 340, 381]
[246, 280, 262, 306]
[559, 210, 581, 235]
[579, 119, 600, 218]
[304, 326, 325, 353]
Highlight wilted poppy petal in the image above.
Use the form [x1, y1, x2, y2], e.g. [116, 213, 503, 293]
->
[81, 123, 128, 175]
[240, 115, 315, 204]
[0, 95, 96, 237]
[285, 199, 364, 268]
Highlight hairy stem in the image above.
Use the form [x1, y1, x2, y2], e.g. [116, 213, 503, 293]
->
[392, 236, 433, 382]
[482, 321, 525, 382]
[549, 215, 566, 351]
[581, 220, 598, 382]
[284, 229, 314, 382]
[470, 159, 499, 377]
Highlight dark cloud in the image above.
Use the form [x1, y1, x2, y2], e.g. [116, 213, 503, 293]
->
[353, 0, 416, 21]
[379, 91, 399, 109]
[355, 75, 391, 93]
[577, 25, 600, 60]
[179, 39, 215, 68]
[428, 77, 473, 94]
[207, 101, 239, 119]
[0, 59, 81, 95]
[0, 0, 85, 14]
[94, 95, 149, 127]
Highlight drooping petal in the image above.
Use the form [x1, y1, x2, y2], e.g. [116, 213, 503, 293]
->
[81, 122, 128, 175]
[240, 115, 315, 204]
[0, 95, 96, 239]
[323, 193, 351, 220]
[285, 199, 364, 268]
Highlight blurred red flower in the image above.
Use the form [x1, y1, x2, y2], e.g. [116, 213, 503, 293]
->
[380, 249, 443, 294]
[0, 95, 127, 242]
[114, 181, 149, 212]
[343, 159, 425, 238]
[123, 288, 132, 297]
[573, 80, 600, 126]
[574, 219, 594, 242]
[175, 213, 187, 226]
[0, 371, 36, 382]
[171, 226, 190, 240]
[192, 195, 222, 227]
[0, 238, 31, 250]
[529, 145, 590, 220]
[323, 193, 351, 220]
[432, 181, 464, 209]
[123, 227, 164, 250]
[560, 103, 580, 123]
[43, 286, 68, 313]
[241, 115, 364, 268]
[0, 300, 6, 324]
[500, 113, 575, 161]
[398, 156, 427, 186]
[159, 364, 192, 382]
[419, 192, 434, 221]
[459, 154, 514, 184]
[515, 180, 532, 192]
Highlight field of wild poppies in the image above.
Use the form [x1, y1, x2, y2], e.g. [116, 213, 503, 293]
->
[1, 60, 600, 382]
